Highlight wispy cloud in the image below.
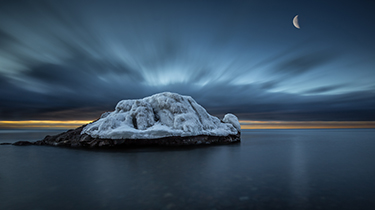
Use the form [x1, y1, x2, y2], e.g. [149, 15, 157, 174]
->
[0, 0, 374, 121]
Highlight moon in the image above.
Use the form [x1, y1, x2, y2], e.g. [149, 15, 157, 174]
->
[293, 15, 300, 29]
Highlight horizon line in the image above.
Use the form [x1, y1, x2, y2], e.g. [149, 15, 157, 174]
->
[0, 120, 375, 130]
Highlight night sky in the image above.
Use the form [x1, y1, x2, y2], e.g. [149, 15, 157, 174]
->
[1, 0, 374, 121]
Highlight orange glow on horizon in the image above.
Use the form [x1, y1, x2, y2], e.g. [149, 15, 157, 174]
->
[239, 120, 375, 129]
[0, 120, 93, 129]
[0, 120, 374, 129]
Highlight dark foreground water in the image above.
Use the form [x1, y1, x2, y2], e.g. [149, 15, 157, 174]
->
[1, 129, 374, 210]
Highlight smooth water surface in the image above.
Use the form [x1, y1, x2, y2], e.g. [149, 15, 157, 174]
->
[1, 129, 374, 210]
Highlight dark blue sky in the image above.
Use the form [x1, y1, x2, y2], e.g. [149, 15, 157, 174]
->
[0, 0, 374, 121]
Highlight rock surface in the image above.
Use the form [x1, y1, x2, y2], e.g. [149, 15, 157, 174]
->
[11, 92, 241, 148]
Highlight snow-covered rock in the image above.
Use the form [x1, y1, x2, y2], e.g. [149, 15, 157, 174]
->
[82, 92, 241, 139]
[10, 92, 241, 148]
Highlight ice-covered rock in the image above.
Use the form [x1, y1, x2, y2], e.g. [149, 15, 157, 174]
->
[8, 92, 241, 148]
[82, 92, 241, 139]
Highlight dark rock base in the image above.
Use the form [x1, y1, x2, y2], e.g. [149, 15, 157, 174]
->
[11, 125, 241, 148]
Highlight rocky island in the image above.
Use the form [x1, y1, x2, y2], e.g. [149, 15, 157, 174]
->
[13, 92, 241, 148]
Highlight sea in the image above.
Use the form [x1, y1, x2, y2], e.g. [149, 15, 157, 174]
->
[0, 129, 374, 210]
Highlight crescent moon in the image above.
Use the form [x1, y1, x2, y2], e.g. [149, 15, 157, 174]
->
[293, 15, 300, 29]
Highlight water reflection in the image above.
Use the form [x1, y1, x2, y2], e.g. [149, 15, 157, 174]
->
[290, 134, 309, 209]
[1, 129, 375, 209]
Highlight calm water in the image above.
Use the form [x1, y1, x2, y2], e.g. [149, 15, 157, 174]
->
[1, 129, 374, 210]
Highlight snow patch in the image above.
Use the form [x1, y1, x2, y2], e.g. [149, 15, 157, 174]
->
[223, 113, 241, 132]
[82, 92, 240, 139]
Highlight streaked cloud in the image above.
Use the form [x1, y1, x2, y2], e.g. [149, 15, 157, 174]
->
[0, 0, 374, 122]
